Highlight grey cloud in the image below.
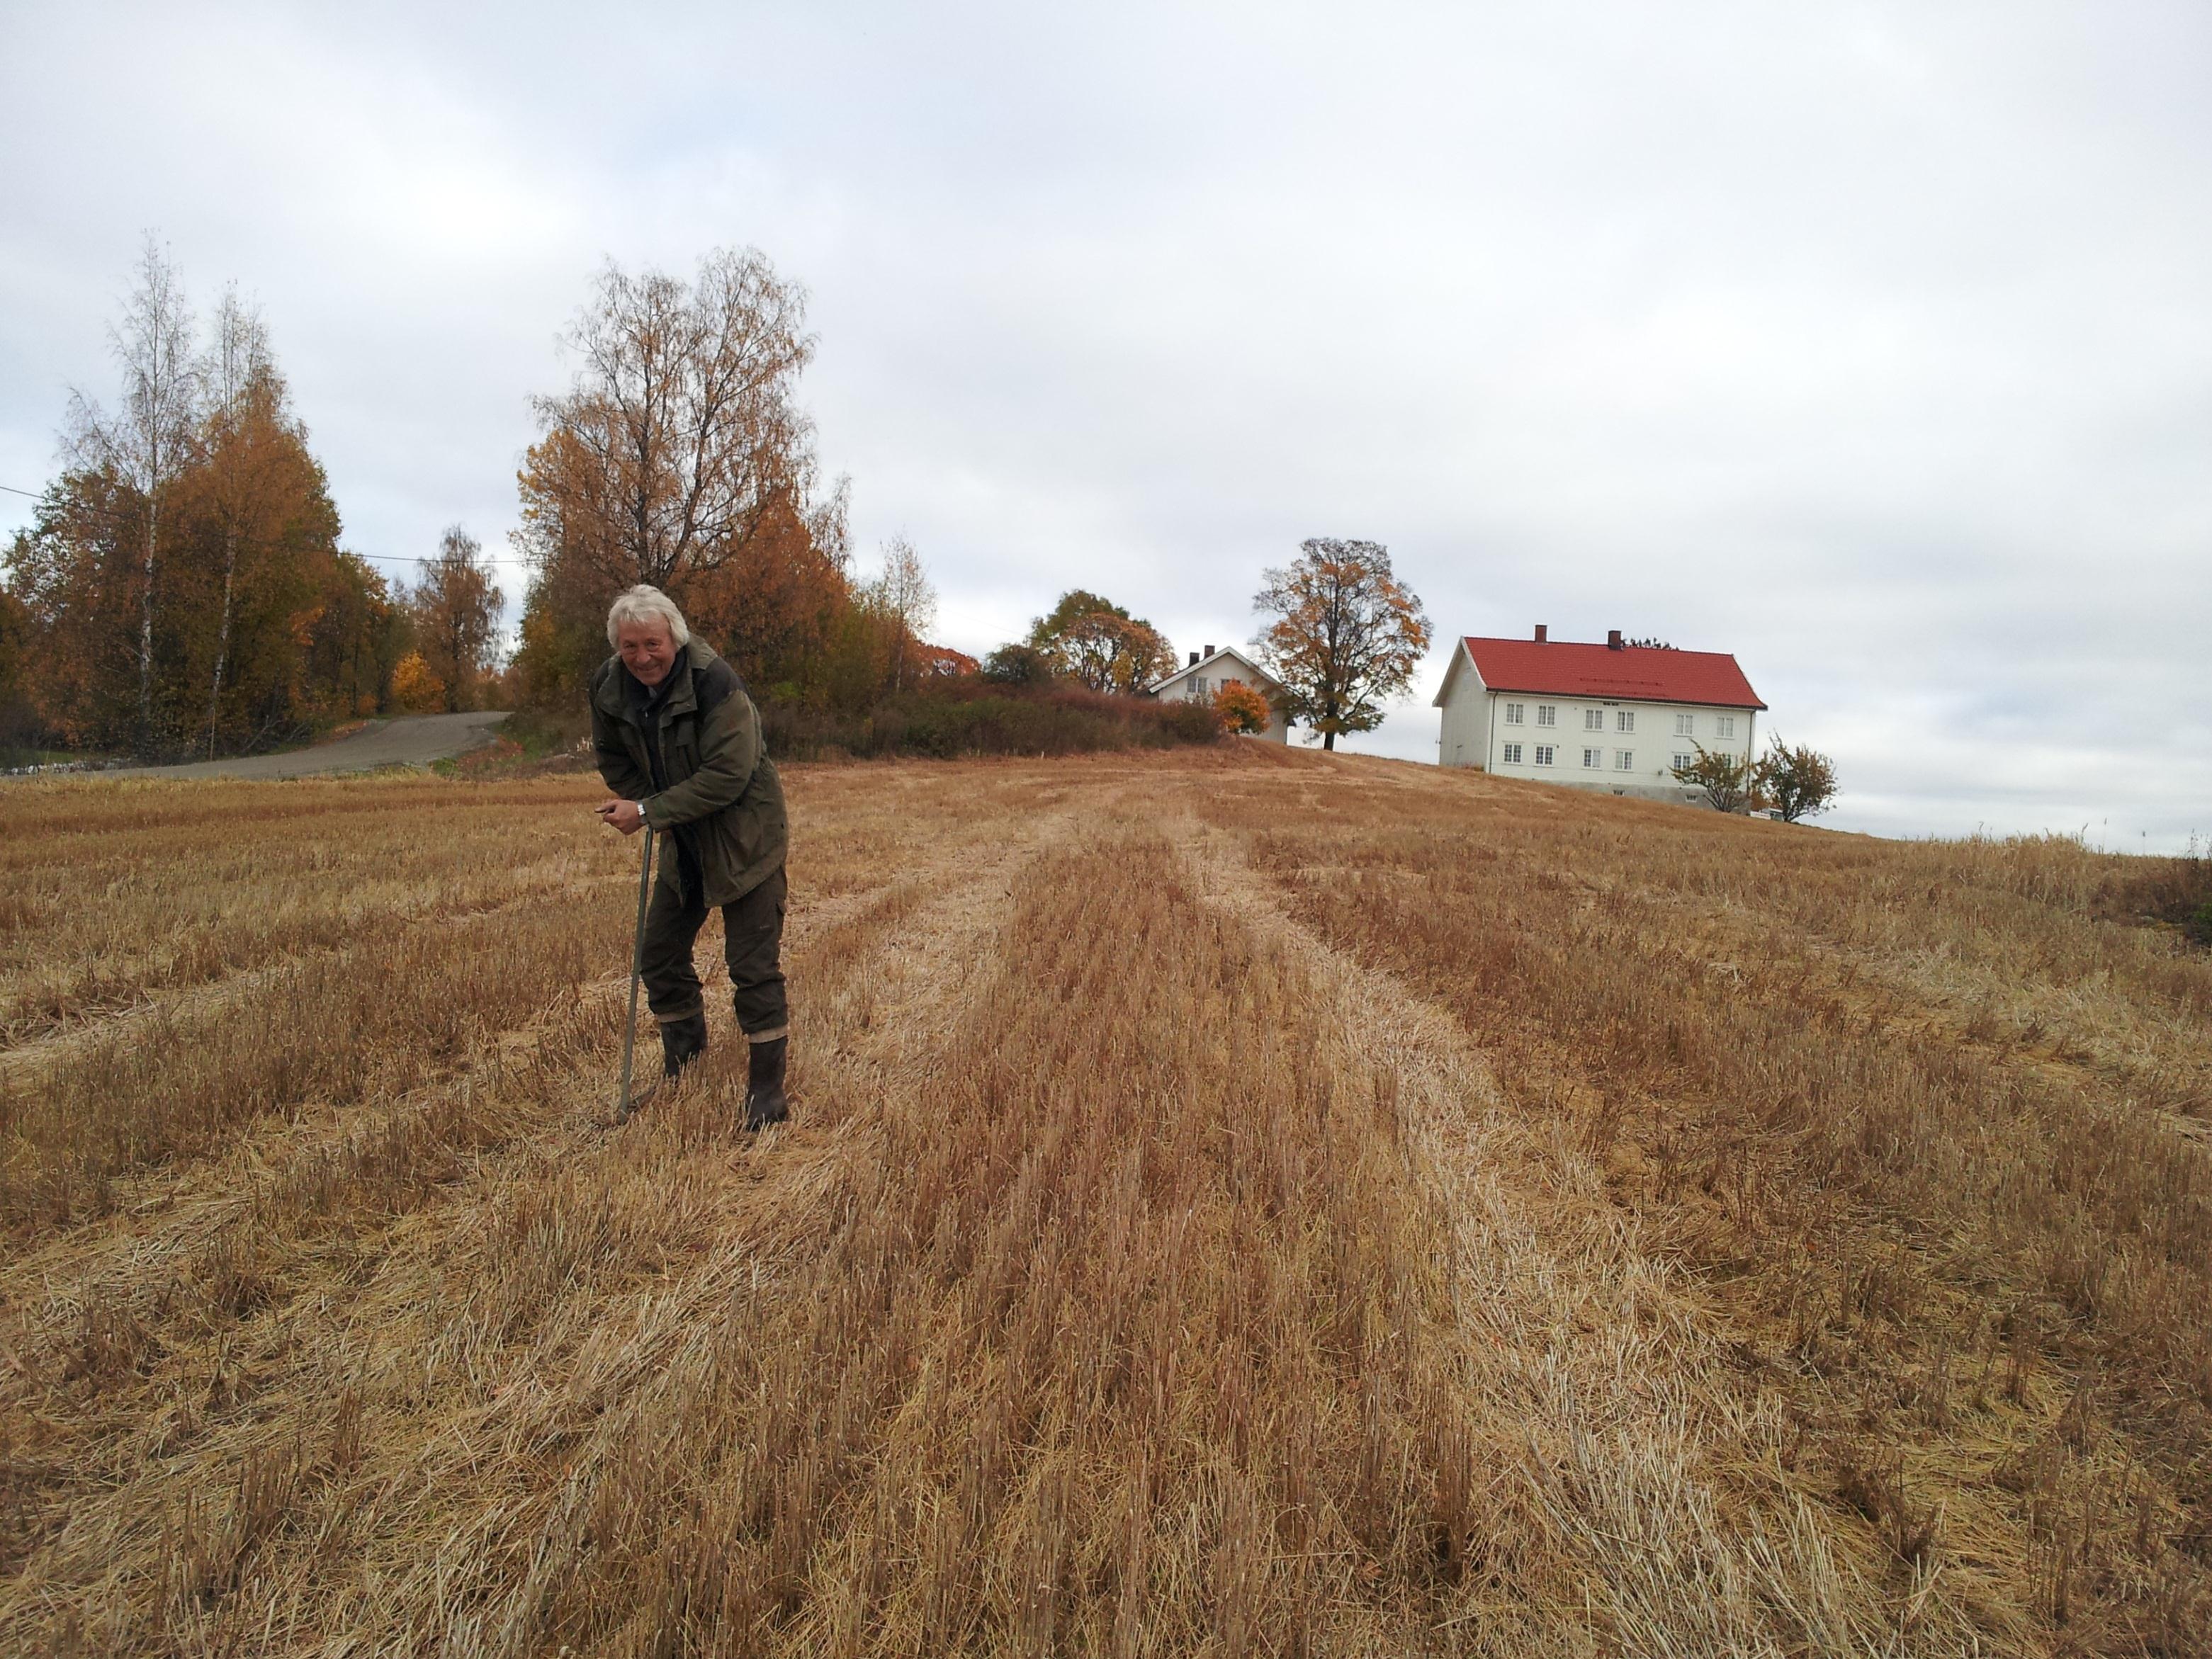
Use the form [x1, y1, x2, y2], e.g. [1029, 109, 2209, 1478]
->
[4, 1, 2207, 847]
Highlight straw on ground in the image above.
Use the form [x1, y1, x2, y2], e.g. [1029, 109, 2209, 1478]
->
[1, 748, 2207, 1655]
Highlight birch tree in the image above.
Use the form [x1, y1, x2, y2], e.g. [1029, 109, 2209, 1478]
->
[198, 288, 274, 755]
[512, 248, 856, 701]
[867, 537, 937, 691]
[67, 236, 202, 752]
[407, 526, 504, 711]
[13, 247, 367, 753]
[516, 248, 817, 598]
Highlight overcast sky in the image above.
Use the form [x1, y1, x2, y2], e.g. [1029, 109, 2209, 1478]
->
[4, 1, 2206, 847]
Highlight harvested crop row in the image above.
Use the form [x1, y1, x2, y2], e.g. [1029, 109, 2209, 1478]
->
[0, 890, 630, 1230]
[0, 784, 609, 1045]
[0, 761, 1074, 1199]
[0, 782, 1063, 1655]
[1220, 767, 2212, 1651]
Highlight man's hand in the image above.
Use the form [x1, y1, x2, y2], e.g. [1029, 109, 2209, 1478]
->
[596, 799, 648, 836]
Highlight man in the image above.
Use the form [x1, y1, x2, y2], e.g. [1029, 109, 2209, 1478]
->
[590, 584, 791, 1128]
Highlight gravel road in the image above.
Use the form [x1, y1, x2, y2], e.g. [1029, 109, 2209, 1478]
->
[102, 711, 511, 780]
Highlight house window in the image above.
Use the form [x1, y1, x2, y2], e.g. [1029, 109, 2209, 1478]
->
[1672, 752, 1693, 771]
[1675, 712, 1694, 737]
[1535, 744, 1555, 766]
[1536, 705, 1557, 727]
[1502, 742, 1523, 764]
[1192, 676, 1209, 696]
[1584, 708, 1604, 730]
[1616, 710, 1635, 733]
[1504, 702, 1525, 725]
[1583, 747, 1602, 769]
[1717, 715, 1737, 739]
[1615, 749, 1634, 771]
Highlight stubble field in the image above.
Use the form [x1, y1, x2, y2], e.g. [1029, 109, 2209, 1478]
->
[2, 747, 2209, 1656]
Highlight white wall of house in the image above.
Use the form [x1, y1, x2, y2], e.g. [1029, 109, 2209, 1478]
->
[1437, 651, 1491, 770]
[1154, 647, 1290, 742]
[1437, 661, 1756, 803]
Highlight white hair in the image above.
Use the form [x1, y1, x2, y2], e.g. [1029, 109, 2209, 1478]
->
[606, 584, 691, 647]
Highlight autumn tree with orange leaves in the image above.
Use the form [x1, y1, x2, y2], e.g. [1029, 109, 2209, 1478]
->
[1025, 589, 1177, 694]
[188, 288, 347, 755]
[1251, 538, 1431, 750]
[6, 241, 398, 759]
[1213, 679, 1272, 735]
[512, 248, 856, 702]
[518, 249, 816, 594]
[403, 526, 503, 712]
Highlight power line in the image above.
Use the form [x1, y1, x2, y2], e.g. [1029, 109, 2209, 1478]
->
[0, 482, 524, 567]
[1, 479, 141, 528]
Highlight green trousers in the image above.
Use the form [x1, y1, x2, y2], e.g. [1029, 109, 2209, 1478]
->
[641, 841, 789, 1042]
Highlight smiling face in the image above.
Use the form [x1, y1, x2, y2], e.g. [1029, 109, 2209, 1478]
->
[617, 621, 678, 688]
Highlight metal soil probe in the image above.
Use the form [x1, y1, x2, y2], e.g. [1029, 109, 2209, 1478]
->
[616, 823, 658, 1120]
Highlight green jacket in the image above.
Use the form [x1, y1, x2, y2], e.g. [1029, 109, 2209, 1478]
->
[589, 640, 788, 905]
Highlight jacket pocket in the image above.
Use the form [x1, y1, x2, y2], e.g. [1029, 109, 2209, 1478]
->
[709, 803, 757, 878]
[666, 714, 701, 779]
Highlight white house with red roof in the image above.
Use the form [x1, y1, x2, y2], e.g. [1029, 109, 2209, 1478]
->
[1434, 625, 1767, 802]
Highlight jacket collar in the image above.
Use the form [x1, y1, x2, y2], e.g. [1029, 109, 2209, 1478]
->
[596, 640, 715, 723]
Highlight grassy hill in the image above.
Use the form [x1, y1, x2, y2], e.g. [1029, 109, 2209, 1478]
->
[2, 748, 2208, 1655]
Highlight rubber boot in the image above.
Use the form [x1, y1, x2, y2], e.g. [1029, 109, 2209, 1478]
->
[660, 1012, 709, 1080]
[744, 1036, 789, 1131]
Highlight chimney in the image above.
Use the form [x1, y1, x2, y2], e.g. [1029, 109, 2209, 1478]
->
[1534, 623, 1547, 643]
[1607, 629, 1623, 651]
[1203, 644, 1214, 659]
[1187, 650, 1199, 667]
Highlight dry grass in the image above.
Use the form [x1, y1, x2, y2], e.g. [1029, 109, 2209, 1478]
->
[2, 749, 2208, 1654]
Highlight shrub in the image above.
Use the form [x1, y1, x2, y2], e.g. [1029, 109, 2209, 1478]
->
[1214, 681, 1273, 735]
[2122, 837, 2212, 945]
[1756, 740, 1840, 822]
[980, 644, 1056, 686]
[1672, 744, 1754, 813]
[496, 707, 592, 760]
[759, 678, 1220, 761]
[389, 652, 446, 713]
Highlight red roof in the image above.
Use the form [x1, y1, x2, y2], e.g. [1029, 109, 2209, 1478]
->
[1455, 636, 1766, 709]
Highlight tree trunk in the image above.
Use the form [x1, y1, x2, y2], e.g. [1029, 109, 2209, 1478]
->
[137, 497, 157, 753]
[206, 529, 237, 758]
[1323, 731, 1336, 751]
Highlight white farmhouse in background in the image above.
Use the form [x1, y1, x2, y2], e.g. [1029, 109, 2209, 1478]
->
[1151, 644, 1291, 742]
[1435, 625, 1766, 803]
